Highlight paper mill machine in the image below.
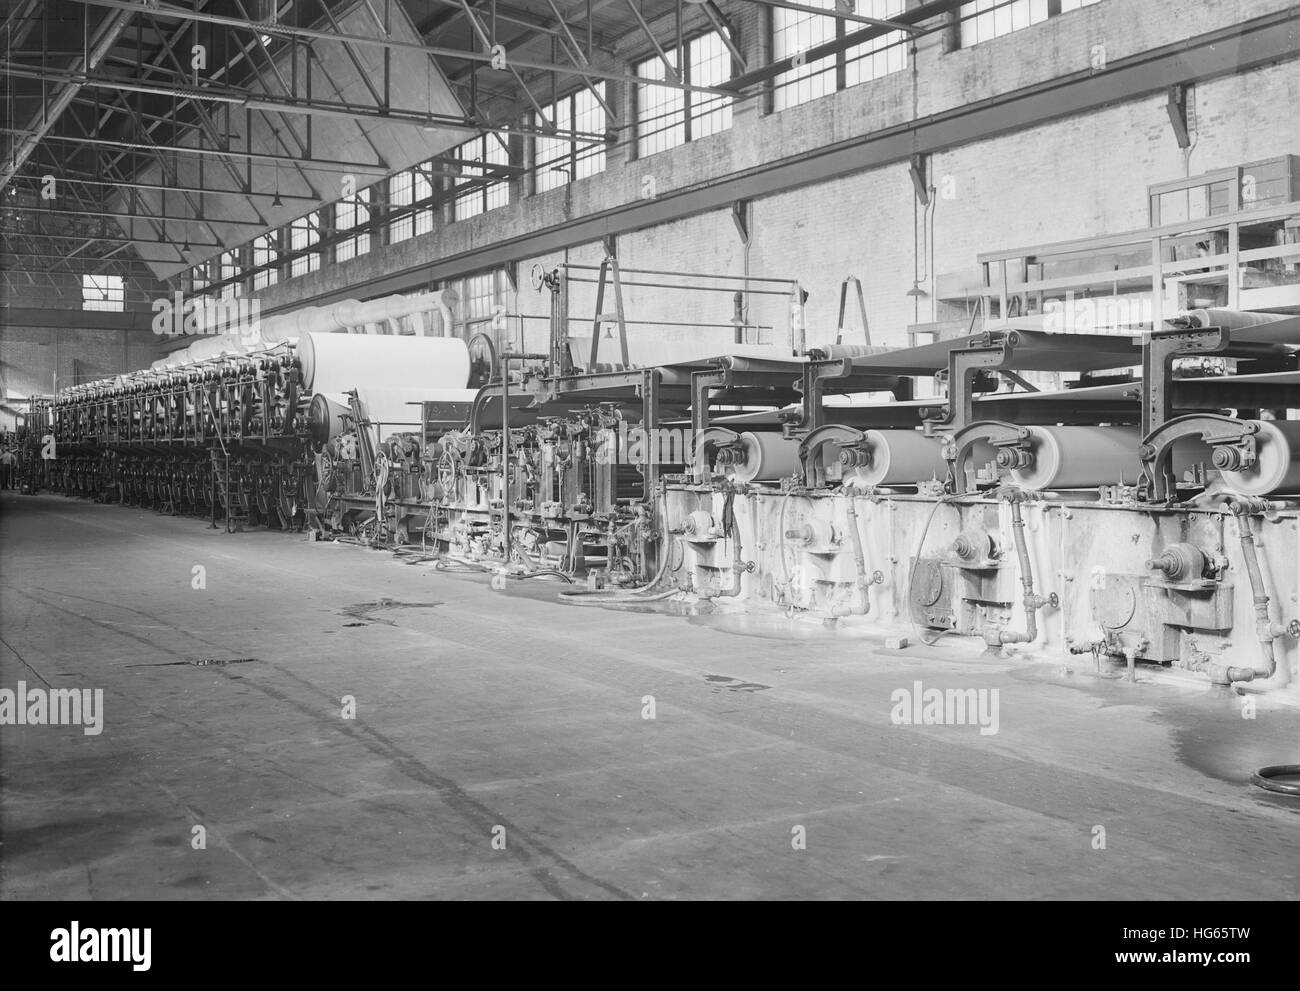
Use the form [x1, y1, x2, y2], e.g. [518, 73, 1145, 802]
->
[28, 268, 1300, 695]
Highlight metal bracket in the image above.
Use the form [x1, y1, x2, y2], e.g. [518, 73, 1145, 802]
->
[1166, 83, 1193, 149]
[1139, 412, 1259, 502]
[946, 420, 1029, 495]
[797, 357, 852, 433]
[693, 426, 742, 484]
[1142, 326, 1229, 437]
[929, 334, 1013, 431]
[799, 423, 867, 488]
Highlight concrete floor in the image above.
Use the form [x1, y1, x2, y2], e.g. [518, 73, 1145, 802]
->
[1, 490, 1298, 900]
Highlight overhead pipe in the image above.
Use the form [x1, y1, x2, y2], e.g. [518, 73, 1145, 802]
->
[154, 290, 457, 368]
[258, 290, 454, 341]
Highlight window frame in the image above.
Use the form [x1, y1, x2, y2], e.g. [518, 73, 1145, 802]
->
[252, 232, 279, 290]
[957, 0, 1100, 49]
[534, 83, 608, 192]
[81, 273, 125, 312]
[634, 30, 735, 159]
[770, 0, 908, 112]
[452, 134, 511, 221]
[334, 186, 372, 263]
[288, 211, 322, 278]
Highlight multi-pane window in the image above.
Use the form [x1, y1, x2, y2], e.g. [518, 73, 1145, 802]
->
[252, 233, 278, 290]
[190, 261, 210, 295]
[958, 0, 1101, 46]
[635, 31, 733, 158]
[463, 272, 499, 323]
[289, 212, 321, 278]
[688, 33, 732, 138]
[389, 165, 436, 243]
[444, 269, 506, 336]
[389, 171, 414, 243]
[958, 0, 1047, 47]
[334, 187, 371, 262]
[636, 52, 685, 156]
[218, 249, 242, 299]
[452, 135, 510, 221]
[82, 274, 124, 312]
[534, 84, 608, 193]
[773, 0, 906, 111]
[844, 1, 908, 88]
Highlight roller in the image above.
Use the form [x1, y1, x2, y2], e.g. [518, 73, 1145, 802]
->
[1010, 426, 1144, 490]
[731, 431, 802, 483]
[296, 332, 470, 394]
[816, 344, 897, 360]
[845, 430, 946, 486]
[1217, 420, 1300, 496]
[308, 393, 352, 446]
[1170, 309, 1288, 331]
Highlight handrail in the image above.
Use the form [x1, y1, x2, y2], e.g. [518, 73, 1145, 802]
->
[976, 201, 1300, 265]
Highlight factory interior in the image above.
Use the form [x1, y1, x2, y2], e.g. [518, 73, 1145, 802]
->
[2, 0, 1300, 912]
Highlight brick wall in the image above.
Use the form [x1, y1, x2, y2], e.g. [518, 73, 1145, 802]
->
[0, 309, 161, 401]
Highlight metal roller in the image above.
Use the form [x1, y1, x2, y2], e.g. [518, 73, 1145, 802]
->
[731, 431, 802, 483]
[844, 430, 946, 487]
[1010, 426, 1144, 490]
[1170, 309, 1288, 330]
[816, 344, 897, 360]
[1217, 420, 1300, 496]
[307, 393, 352, 446]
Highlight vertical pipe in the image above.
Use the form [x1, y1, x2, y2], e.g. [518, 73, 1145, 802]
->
[501, 354, 510, 563]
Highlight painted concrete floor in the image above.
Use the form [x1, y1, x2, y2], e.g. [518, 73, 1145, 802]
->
[1, 491, 1298, 900]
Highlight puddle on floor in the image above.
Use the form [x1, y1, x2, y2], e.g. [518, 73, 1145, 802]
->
[341, 600, 442, 627]
[704, 674, 771, 693]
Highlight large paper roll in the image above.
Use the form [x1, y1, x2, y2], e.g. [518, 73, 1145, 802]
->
[354, 387, 478, 436]
[731, 431, 802, 483]
[1219, 420, 1300, 496]
[296, 333, 470, 394]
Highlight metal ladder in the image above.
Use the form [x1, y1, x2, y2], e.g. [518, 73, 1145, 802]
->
[202, 390, 244, 533]
[213, 453, 247, 533]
